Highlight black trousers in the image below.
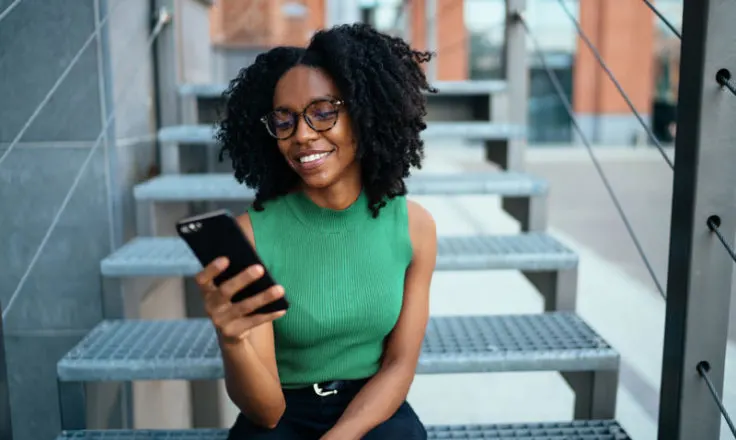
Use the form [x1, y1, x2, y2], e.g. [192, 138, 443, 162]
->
[227, 379, 427, 439]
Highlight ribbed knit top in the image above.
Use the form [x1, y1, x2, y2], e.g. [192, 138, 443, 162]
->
[248, 190, 413, 388]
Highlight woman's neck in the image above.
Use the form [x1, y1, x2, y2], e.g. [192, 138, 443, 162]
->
[301, 165, 362, 211]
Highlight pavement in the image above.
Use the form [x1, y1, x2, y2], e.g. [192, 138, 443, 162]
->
[404, 144, 736, 440]
[219, 145, 736, 439]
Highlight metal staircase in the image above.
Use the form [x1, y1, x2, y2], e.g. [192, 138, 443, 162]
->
[52, 9, 631, 439]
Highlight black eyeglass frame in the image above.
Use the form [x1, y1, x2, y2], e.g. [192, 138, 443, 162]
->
[260, 98, 345, 140]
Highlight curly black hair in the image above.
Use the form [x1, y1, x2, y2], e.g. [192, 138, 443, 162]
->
[217, 23, 436, 217]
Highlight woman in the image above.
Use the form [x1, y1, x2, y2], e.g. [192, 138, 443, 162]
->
[194, 23, 438, 440]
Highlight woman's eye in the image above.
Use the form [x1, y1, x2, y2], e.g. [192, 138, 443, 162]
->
[312, 110, 337, 120]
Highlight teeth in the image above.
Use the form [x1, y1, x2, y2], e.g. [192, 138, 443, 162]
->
[299, 152, 330, 163]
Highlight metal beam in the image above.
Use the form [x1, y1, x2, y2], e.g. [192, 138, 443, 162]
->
[425, 0, 437, 82]
[486, 0, 527, 171]
[0, 306, 12, 439]
[658, 0, 736, 438]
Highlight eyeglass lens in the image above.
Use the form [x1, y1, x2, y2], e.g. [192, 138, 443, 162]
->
[266, 100, 339, 139]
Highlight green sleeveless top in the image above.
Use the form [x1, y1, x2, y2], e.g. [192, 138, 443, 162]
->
[248, 190, 413, 388]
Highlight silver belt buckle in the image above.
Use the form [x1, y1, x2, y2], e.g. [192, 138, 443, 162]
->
[313, 383, 338, 397]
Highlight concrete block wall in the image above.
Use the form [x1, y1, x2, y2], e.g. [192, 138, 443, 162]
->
[0, 0, 158, 438]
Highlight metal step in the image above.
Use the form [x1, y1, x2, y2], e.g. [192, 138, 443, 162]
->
[100, 233, 578, 277]
[178, 79, 509, 99]
[133, 171, 548, 202]
[56, 420, 632, 439]
[56, 314, 619, 427]
[58, 313, 618, 382]
[158, 122, 525, 145]
[133, 172, 549, 234]
[157, 123, 525, 174]
[100, 233, 579, 311]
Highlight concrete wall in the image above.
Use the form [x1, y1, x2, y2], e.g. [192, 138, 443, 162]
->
[0, 0, 158, 438]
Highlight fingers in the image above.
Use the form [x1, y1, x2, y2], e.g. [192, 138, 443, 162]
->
[217, 309, 287, 342]
[195, 257, 229, 293]
[233, 284, 285, 316]
[209, 284, 285, 334]
[219, 264, 265, 301]
[195, 259, 286, 342]
[245, 309, 287, 329]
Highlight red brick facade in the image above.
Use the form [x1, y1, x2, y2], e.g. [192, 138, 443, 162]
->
[210, 0, 659, 114]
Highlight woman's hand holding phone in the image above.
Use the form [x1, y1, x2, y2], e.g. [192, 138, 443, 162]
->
[195, 257, 287, 344]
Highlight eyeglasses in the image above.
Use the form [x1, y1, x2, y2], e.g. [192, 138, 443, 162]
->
[260, 98, 344, 140]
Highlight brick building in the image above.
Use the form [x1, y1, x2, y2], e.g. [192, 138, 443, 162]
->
[208, 0, 682, 145]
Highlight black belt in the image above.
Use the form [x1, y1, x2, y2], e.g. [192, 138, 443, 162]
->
[289, 378, 370, 397]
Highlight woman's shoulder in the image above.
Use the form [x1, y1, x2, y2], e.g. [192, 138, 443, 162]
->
[381, 196, 435, 261]
[380, 195, 434, 232]
[237, 195, 289, 244]
[405, 199, 435, 240]
[405, 199, 437, 265]
[236, 212, 256, 248]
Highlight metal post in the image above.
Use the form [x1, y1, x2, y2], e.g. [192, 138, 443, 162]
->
[400, 0, 411, 44]
[58, 381, 86, 430]
[658, 0, 736, 438]
[525, 267, 578, 312]
[503, 194, 549, 232]
[0, 306, 12, 439]
[562, 369, 619, 420]
[153, 0, 180, 169]
[487, 0, 527, 171]
[425, 0, 437, 82]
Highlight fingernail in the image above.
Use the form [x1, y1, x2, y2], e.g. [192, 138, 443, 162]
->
[251, 265, 264, 276]
[216, 258, 228, 269]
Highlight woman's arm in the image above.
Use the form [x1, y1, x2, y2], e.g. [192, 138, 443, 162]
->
[323, 200, 437, 440]
[217, 213, 286, 428]
[220, 322, 285, 428]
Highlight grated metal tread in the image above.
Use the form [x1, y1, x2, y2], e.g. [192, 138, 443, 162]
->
[157, 122, 525, 145]
[57, 313, 617, 382]
[56, 420, 631, 439]
[178, 79, 508, 98]
[427, 420, 631, 439]
[57, 430, 226, 440]
[133, 172, 548, 202]
[100, 233, 577, 277]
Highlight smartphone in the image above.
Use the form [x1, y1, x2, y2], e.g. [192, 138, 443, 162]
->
[176, 209, 289, 314]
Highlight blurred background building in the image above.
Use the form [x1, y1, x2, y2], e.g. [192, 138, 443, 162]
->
[206, 0, 682, 145]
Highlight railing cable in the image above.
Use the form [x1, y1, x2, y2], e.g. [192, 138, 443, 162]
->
[1, 7, 172, 319]
[717, 69, 736, 97]
[707, 216, 736, 264]
[0, 0, 125, 168]
[0, 0, 20, 24]
[641, 0, 682, 39]
[697, 361, 736, 438]
[518, 13, 667, 299]
[556, 0, 675, 171]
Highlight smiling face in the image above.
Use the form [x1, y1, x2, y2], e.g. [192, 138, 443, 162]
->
[268, 65, 359, 190]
